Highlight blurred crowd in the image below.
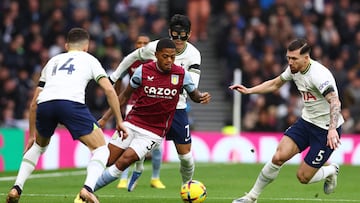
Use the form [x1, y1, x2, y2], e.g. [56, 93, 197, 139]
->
[213, 0, 360, 134]
[0, 0, 169, 129]
[0, 0, 359, 134]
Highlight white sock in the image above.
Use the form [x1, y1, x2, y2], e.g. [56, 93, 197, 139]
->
[178, 152, 194, 184]
[308, 164, 336, 184]
[134, 156, 145, 173]
[84, 145, 109, 191]
[15, 142, 47, 190]
[108, 164, 123, 177]
[248, 161, 281, 199]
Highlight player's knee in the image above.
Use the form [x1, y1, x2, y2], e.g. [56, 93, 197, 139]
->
[296, 171, 311, 184]
[115, 157, 133, 171]
[175, 143, 191, 155]
[271, 154, 286, 166]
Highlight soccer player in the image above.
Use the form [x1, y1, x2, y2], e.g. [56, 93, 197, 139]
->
[112, 34, 167, 189]
[106, 14, 202, 190]
[88, 38, 211, 194]
[229, 38, 343, 203]
[6, 28, 126, 203]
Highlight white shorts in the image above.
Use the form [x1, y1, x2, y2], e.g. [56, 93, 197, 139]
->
[109, 121, 163, 159]
[125, 104, 133, 115]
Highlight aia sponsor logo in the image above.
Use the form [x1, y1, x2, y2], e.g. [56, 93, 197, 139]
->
[301, 91, 317, 101]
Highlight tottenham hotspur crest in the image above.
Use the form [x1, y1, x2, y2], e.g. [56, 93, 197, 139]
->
[171, 74, 179, 85]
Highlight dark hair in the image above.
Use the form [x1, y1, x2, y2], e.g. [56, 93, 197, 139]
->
[169, 14, 191, 32]
[67, 28, 89, 43]
[156, 38, 176, 51]
[287, 38, 311, 54]
[138, 33, 149, 38]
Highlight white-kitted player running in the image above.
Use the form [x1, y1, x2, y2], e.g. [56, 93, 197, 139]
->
[230, 38, 344, 203]
[6, 27, 126, 203]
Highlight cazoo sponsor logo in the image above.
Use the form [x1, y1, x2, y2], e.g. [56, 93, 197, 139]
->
[144, 86, 178, 98]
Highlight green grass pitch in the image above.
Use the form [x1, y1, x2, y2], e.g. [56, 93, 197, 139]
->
[0, 162, 359, 202]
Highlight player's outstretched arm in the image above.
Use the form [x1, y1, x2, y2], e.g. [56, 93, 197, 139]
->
[229, 84, 249, 94]
[110, 49, 143, 83]
[229, 76, 285, 94]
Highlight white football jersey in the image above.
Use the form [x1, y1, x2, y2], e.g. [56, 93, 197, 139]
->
[37, 51, 107, 104]
[110, 40, 201, 109]
[281, 59, 344, 129]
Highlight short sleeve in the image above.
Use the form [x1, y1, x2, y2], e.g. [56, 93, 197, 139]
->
[129, 65, 143, 88]
[183, 70, 196, 93]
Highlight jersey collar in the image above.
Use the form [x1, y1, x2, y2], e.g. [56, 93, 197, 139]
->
[176, 43, 187, 55]
[301, 61, 311, 74]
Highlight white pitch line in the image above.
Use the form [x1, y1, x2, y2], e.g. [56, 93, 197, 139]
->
[0, 170, 86, 181]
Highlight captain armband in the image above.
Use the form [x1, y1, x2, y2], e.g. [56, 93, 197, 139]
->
[188, 64, 200, 74]
[322, 86, 335, 97]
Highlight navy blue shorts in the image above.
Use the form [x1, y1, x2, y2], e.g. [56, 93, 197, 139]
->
[165, 109, 191, 144]
[284, 118, 341, 168]
[36, 100, 98, 140]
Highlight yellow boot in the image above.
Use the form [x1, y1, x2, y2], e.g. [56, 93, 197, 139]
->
[150, 178, 166, 189]
[73, 193, 85, 203]
[117, 179, 128, 189]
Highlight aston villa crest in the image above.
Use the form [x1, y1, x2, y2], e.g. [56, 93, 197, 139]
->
[171, 74, 179, 85]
